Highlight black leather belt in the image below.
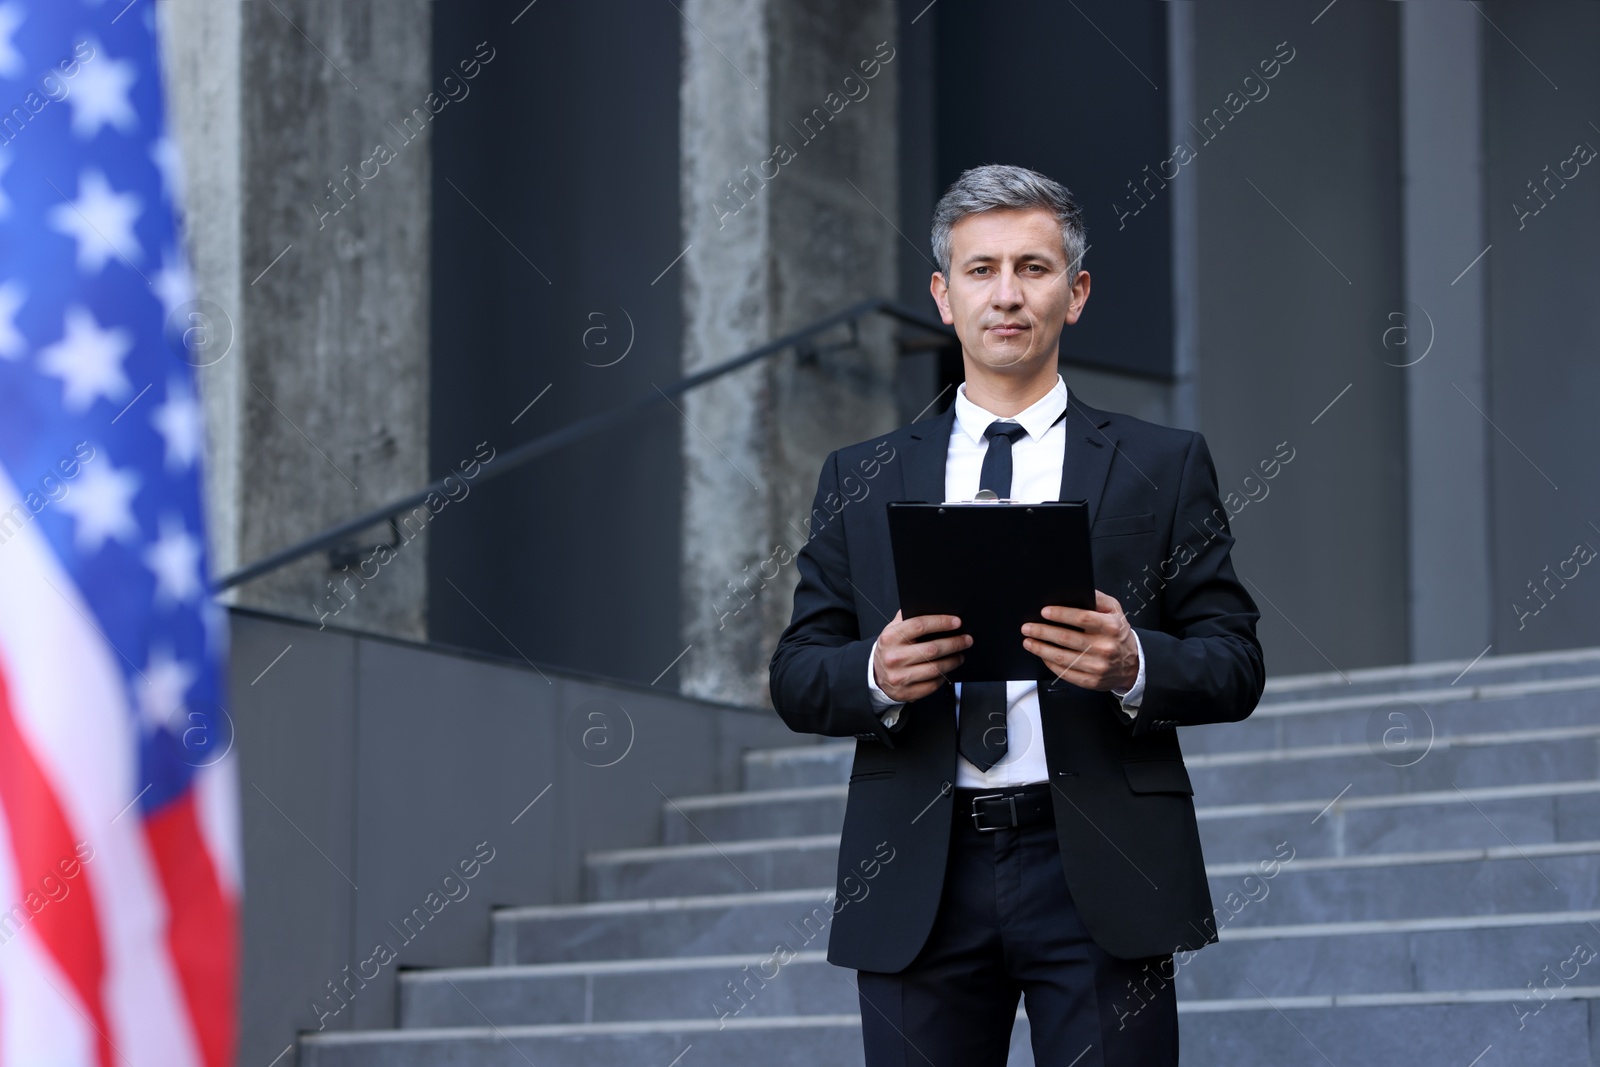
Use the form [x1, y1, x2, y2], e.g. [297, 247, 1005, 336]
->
[955, 784, 1054, 833]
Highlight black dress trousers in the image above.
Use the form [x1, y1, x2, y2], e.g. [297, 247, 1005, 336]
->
[855, 792, 1180, 1067]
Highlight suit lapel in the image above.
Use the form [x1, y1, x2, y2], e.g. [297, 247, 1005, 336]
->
[901, 404, 956, 503]
[898, 390, 1118, 523]
[1058, 395, 1117, 527]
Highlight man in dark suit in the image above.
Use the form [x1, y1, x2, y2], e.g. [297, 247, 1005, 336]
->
[768, 164, 1265, 1066]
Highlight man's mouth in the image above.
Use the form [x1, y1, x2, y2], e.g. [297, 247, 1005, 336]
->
[988, 323, 1028, 337]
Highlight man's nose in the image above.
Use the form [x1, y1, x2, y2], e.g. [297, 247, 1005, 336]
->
[992, 267, 1024, 308]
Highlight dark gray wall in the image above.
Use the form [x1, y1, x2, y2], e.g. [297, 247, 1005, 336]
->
[927, 1, 1174, 381]
[1482, 0, 1600, 655]
[231, 607, 803, 1061]
[426, 0, 685, 685]
[1192, 1, 1408, 676]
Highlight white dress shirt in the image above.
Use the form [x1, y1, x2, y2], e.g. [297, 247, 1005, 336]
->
[866, 374, 1146, 788]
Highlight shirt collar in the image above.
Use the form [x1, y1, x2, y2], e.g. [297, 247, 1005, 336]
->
[953, 373, 1069, 446]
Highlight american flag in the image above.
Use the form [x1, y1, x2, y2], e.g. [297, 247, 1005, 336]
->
[0, 2, 238, 1065]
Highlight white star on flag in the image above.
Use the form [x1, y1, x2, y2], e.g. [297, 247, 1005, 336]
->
[152, 375, 202, 469]
[66, 40, 138, 139]
[150, 135, 186, 205]
[138, 646, 196, 731]
[0, 3, 23, 80]
[57, 451, 141, 552]
[144, 513, 204, 604]
[152, 245, 194, 324]
[0, 280, 23, 360]
[37, 305, 133, 411]
[48, 168, 144, 275]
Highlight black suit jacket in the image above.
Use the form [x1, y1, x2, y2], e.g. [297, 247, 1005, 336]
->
[768, 392, 1265, 971]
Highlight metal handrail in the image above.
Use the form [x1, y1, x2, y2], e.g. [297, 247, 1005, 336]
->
[211, 298, 955, 591]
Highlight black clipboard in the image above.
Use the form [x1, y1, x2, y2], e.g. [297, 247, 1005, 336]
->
[886, 500, 1096, 683]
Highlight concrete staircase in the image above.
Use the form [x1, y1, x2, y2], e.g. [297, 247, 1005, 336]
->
[298, 648, 1600, 1065]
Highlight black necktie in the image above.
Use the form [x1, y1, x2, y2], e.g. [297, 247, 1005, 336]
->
[957, 419, 1030, 772]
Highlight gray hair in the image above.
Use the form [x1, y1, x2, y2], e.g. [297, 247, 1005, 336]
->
[930, 164, 1087, 282]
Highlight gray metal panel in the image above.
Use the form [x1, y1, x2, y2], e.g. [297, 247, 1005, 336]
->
[346, 636, 563, 1029]
[231, 614, 359, 1050]
[549, 677, 724, 902]
[230, 608, 806, 1058]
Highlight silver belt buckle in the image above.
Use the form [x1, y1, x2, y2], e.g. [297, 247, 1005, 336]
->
[970, 792, 1017, 832]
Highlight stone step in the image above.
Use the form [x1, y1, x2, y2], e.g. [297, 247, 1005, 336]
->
[1200, 779, 1600, 864]
[398, 912, 1600, 1028]
[739, 724, 1600, 805]
[741, 742, 855, 791]
[505, 866, 1599, 965]
[585, 834, 837, 901]
[1185, 725, 1600, 806]
[662, 783, 847, 845]
[1169, 995, 1596, 1067]
[399, 950, 844, 1029]
[296, 992, 1600, 1066]
[739, 683, 1600, 791]
[586, 829, 1600, 918]
[1183, 673, 1600, 756]
[664, 776, 1600, 857]
[1251, 645, 1600, 706]
[297, 1015, 864, 1067]
[1179, 912, 1600, 1003]
[491, 888, 839, 965]
[1210, 844, 1600, 929]
[499, 838, 1600, 966]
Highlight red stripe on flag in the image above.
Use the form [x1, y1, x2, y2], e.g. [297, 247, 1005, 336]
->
[144, 789, 238, 1067]
[0, 661, 114, 1067]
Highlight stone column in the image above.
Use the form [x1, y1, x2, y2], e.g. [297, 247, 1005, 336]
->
[1400, 3, 1492, 661]
[679, 0, 901, 707]
[160, 0, 433, 640]
[157, 0, 244, 594]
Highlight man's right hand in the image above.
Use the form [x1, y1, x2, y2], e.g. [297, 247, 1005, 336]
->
[872, 611, 972, 704]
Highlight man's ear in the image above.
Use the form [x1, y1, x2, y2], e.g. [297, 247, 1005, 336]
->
[930, 271, 953, 325]
[1064, 269, 1091, 326]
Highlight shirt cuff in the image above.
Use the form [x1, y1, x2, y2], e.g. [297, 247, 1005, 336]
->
[867, 635, 905, 727]
[1109, 629, 1146, 720]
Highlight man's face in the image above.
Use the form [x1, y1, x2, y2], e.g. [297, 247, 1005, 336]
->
[929, 206, 1090, 377]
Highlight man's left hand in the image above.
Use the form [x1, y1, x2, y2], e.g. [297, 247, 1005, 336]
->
[1021, 590, 1140, 692]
